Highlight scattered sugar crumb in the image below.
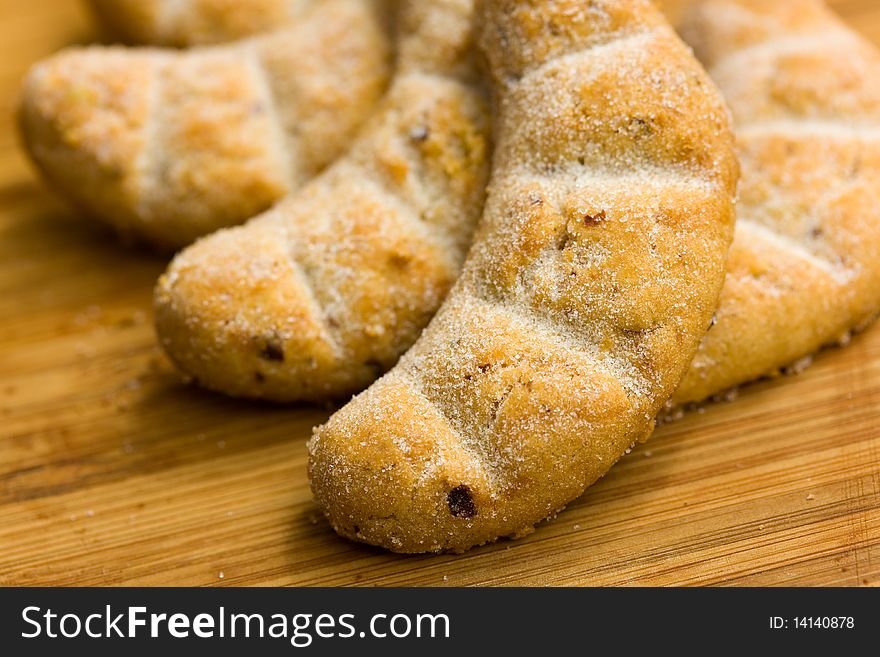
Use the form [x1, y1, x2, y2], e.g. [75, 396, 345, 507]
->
[74, 342, 97, 358]
[783, 356, 814, 376]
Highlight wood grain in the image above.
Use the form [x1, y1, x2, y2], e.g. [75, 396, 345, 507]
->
[1, 0, 878, 587]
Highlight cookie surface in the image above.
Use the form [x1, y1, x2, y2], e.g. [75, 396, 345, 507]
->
[309, 0, 738, 553]
[87, 0, 314, 46]
[674, 0, 880, 405]
[154, 0, 490, 402]
[19, 0, 391, 249]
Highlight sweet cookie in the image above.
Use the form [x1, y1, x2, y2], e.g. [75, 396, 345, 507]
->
[673, 0, 880, 405]
[154, 0, 489, 402]
[308, 0, 738, 553]
[19, 0, 391, 249]
[88, 0, 314, 46]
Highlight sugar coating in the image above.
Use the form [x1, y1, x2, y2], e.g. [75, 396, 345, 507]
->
[87, 0, 316, 46]
[18, 0, 392, 249]
[154, 0, 491, 402]
[308, 0, 738, 553]
[674, 0, 880, 404]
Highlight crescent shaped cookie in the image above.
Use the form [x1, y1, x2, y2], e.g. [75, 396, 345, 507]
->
[19, 0, 392, 249]
[308, 0, 738, 553]
[87, 0, 313, 46]
[673, 0, 880, 405]
[153, 0, 490, 402]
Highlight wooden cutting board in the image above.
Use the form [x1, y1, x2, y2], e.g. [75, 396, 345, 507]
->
[1, 0, 878, 587]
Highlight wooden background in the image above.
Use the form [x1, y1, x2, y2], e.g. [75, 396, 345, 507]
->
[1, 0, 878, 587]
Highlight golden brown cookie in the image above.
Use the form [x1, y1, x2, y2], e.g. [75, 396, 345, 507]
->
[673, 0, 880, 405]
[87, 0, 312, 46]
[19, 0, 391, 249]
[308, 0, 738, 553]
[154, 0, 489, 402]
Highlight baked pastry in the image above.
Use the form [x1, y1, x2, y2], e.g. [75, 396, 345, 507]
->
[19, 0, 391, 249]
[308, 0, 738, 553]
[87, 0, 313, 46]
[673, 0, 880, 405]
[154, 0, 489, 401]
